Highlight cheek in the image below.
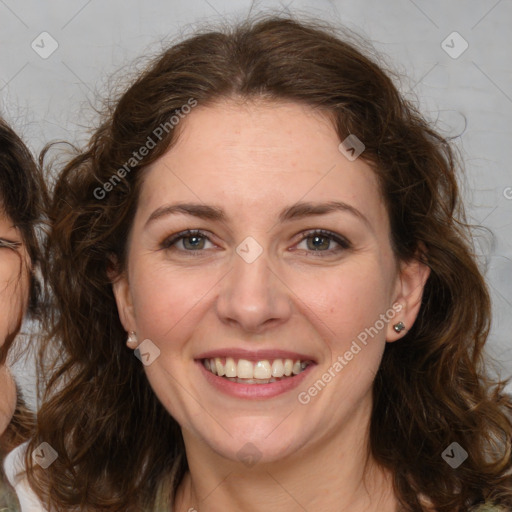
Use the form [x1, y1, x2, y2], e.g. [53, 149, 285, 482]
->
[296, 258, 393, 339]
[290, 257, 394, 403]
[289, 261, 393, 413]
[130, 252, 394, 345]
[0, 366, 16, 435]
[130, 260, 217, 349]
[0, 268, 28, 340]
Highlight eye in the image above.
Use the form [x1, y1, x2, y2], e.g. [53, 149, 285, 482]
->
[160, 230, 215, 254]
[160, 228, 351, 257]
[294, 229, 351, 256]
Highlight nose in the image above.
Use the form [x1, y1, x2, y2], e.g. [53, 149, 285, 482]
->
[215, 244, 292, 334]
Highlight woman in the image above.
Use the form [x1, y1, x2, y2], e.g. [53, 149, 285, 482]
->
[0, 117, 47, 510]
[19, 15, 511, 511]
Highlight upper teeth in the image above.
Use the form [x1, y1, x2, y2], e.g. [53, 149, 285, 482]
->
[204, 358, 309, 379]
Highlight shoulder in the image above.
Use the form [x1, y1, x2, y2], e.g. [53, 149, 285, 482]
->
[2, 441, 48, 511]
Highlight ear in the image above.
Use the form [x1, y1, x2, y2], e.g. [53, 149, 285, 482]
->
[386, 253, 430, 342]
[111, 269, 137, 348]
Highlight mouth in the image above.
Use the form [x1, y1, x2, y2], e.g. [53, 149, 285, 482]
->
[194, 350, 317, 399]
[201, 357, 313, 384]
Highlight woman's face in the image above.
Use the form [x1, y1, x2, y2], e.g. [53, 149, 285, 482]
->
[113, 99, 429, 464]
[0, 212, 30, 434]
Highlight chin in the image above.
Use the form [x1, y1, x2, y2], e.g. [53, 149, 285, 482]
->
[191, 415, 307, 465]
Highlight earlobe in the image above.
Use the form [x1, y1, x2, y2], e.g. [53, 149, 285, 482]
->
[111, 273, 136, 339]
[386, 255, 430, 342]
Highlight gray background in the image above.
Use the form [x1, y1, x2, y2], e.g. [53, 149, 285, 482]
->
[1, 0, 511, 408]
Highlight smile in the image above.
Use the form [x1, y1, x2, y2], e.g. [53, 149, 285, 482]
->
[203, 357, 312, 384]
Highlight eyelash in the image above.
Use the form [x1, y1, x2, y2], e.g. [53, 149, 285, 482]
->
[0, 238, 21, 250]
[160, 229, 351, 257]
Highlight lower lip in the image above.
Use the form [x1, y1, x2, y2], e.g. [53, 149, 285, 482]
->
[196, 360, 315, 399]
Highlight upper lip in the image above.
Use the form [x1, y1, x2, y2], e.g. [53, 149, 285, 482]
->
[195, 348, 317, 363]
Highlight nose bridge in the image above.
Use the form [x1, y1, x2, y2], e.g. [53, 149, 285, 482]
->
[216, 235, 290, 332]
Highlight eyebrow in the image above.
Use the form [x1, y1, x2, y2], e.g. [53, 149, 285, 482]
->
[145, 201, 372, 230]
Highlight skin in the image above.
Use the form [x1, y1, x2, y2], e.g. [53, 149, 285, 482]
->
[0, 213, 30, 435]
[113, 99, 430, 512]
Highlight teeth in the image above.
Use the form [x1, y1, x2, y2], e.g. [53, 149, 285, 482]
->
[203, 357, 310, 381]
[215, 358, 225, 377]
[225, 357, 237, 377]
[237, 359, 254, 379]
[271, 359, 284, 378]
[254, 360, 272, 379]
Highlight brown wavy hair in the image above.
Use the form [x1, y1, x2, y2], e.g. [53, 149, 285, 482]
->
[25, 14, 512, 512]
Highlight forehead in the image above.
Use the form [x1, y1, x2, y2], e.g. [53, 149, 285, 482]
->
[137, 99, 386, 229]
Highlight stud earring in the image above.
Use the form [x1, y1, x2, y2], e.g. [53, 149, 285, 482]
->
[127, 331, 138, 345]
[393, 321, 405, 333]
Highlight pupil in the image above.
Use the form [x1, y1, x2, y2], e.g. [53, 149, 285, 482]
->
[310, 235, 328, 250]
[185, 236, 202, 249]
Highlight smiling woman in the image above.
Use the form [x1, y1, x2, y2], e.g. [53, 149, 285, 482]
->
[18, 14, 512, 512]
[0, 117, 47, 510]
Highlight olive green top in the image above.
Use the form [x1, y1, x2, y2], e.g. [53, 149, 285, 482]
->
[0, 481, 21, 511]
[0, 457, 508, 512]
[0, 482, 508, 512]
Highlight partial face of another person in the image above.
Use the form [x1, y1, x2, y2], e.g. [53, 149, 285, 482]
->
[113, 99, 428, 464]
[0, 212, 30, 435]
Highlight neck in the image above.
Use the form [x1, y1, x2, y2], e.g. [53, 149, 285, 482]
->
[174, 395, 397, 512]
